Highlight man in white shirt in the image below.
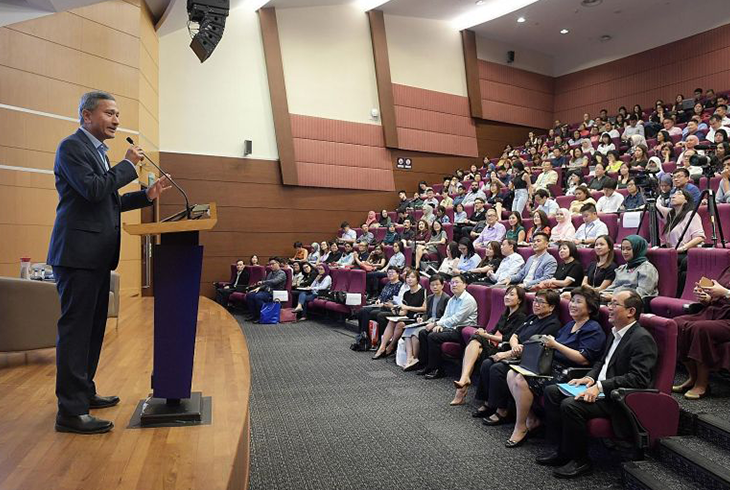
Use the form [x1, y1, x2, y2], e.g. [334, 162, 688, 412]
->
[534, 161, 558, 191]
[604, 122, 620, 139]
[484, 239, 524, 284]
[573, 204, 609, 245]
[595, 179, 624, 213]
[716, 104, 730, 126]
[461, 181, 487, 206]
[621, 115, 644, 141]
[662, 117, 682, 137]
[534, 189, 559, 217]
[706, 114, 730, 142]
[538, 290, 657, 479]
[338, 221, 357, 244]
[423, 188, 439, 209]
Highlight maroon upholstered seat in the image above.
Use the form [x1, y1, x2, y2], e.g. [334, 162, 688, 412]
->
[229, 265, 266, 305]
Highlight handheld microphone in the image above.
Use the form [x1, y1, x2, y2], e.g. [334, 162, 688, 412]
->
[126, 137, 192, 219]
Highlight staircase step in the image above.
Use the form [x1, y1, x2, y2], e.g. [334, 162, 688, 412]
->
[659, 436, 730, 490]
[697, 413, 730, 452]
[622, 460, 705, 490]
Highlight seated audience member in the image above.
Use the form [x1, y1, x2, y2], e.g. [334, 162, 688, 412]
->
[526, 210, 551, 243]
[656, 188, 705, 294]
[539, 290, 656, 479]
[402, 274, 450, 371]
[467, 241, 503, 282]
[588, 164, 608, 191]
[605, 150, 622, 173]
[356, 244, 384, 272]
[670, 168, 701, 208]
[244, 257, 287, 322]
[338, 221, 357, 244]
[600, 236, 659, 303]
[716, 156, 730, 204]
[505, 286, 606, 447]
[662, 116, 682, 137]
[454, 198, 486, 242]
[505, 211, 526, 243]
[573, 204, 609, 246]
[365, 241, 405, 297]
[400, 218, 415, 245]
[658, 174, 673, 207]
[423, 188, 439, 209]
[533, 241, 584, 291]
[416, 274, 478, 378]
[452, 184, 467, 207]
[436, 205, 451, 224]
[291, 241, 308, 262]
[534, 161, 558, 191]
[307, 242, 321, 264]
[357, 223, 374, 245]
[616, 163, 630, 189]
[436, 241, 461, 277]
[354, 241, 371, 265]
[549, 147, 566, 168]
[621, 114, 645, 141]
[382, 222, 401, 246]
[595, 178, 624, 213]
[682, 118, 706, 141]
[461, 181, 487, 206]
[292, 263, 331, 321]
[534, 189, 559, 217]
[334, 242, 355, 268]
[415, 221, 447, 270]
[417, 181, 429, 198]
[628, 142, 649, 172]
[396, 210, 411, 225]
[565, 173, 583, 196]
[364, 210, 377, 228]
[596, 132, 615, 155]
[474, 208, 507, 248]
[375, 209, 391, 228]
[358, 267, 403, 338]
[474, 239, 525, 286]
[451, 286, 528, 405]
[412, 219, 431, 253]
[550, 208, 576, 243]
[456, 238, 481, 273]
[706, 114, 730, 142]
[410, 192, 424, 209]
[621, 179, 646, 210]
[566, 148, 588, 174]
[568, 130, 582, 146]
[672, 263, 730, 399]
[215, 259, 250, 307]
[474, 289, 562, 424]
[372, 270, 427, 360]
[421, 204, 436, 226]
[290, 261, 304, 288]
[499, 232, 557, 290]
[395, 190, 411, 213]
[485, 181, 505, 216]
[453, 203, 467, 225]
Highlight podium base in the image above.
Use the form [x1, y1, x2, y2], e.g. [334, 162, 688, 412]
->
[133, 392, 210, 427]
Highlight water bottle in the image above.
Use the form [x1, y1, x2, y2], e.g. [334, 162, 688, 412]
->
[20, 257, 30, 279]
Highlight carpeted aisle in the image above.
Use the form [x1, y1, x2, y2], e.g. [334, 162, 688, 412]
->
[239, 317, 624, 490]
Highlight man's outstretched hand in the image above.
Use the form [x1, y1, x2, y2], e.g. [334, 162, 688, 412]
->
[146, 174, 172, 201]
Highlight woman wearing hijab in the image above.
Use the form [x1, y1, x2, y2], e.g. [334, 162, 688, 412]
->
[293, 263, 332, 321]
[308, 242, 321, 264]
[364, 210, 377, 228]
[580, 138, 595, 156]
[550, 208, 576, 243]
[421, 204, 436, 226]
[600, 235, 659, 303]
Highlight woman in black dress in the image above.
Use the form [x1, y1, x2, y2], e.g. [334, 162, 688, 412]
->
[450, 286, 527, 405]
[371, 270, 426, 359]
[534, 241, 584, 292]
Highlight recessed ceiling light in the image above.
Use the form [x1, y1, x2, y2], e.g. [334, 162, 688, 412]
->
[560, 28, 569, 34]
[517, 16, 526, 23]
[475, 0, 485, 5]
[452, 0, 540, 30]
[599, 34, 612, 42]
[581, 0, 602, 6]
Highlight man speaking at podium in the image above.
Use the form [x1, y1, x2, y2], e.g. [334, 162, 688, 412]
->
[47, 91, 171, 434]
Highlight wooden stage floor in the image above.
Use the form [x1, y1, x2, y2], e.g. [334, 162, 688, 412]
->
[0, 296, 251, 490]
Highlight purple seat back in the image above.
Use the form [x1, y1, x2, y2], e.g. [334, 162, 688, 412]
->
[248, 265, 266, 285]
[597, 213, 618, 241]
[464, 203, 474, 216]
[466, 284, 490, 328]
[330, 268, 349, 292]
[556, 195, 574, 209]
[432, 183, 444, 194]
[571, 214, 584, 230]
[486, 287, 507, 332]
[517, 246, 534, 263]
[638, 315, 677, 394]
[388, 211, 398, 223]
[443, 223, 454, 241]
[680, 247, 730, 299]
[347, 269, 366, 295]
[372, 227, 386, 242]
[616, 212, 649, 243]
[576, 247, 597, 270]
[546, 247, 560, 263]
[646, 248, 678, 297]
[549, 183, 563, 198]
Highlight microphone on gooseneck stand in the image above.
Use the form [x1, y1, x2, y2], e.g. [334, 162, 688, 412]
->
[126, 137, 192, 220]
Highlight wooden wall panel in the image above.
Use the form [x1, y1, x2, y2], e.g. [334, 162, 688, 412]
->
[461, 29, 482, 119]
[475, 120, 542, 160]
[367, 9, 398, 148]
[0, 0, 158, 295]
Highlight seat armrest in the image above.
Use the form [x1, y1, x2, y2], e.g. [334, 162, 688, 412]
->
[610, 388, 660, 451]
[565, 367, 591, 380]
[683, 302, 704, 315]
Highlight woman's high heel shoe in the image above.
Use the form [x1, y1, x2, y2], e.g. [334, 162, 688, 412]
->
[505, 430, 530, 448]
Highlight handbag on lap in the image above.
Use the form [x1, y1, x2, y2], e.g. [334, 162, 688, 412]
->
[518, 335, 554, 375]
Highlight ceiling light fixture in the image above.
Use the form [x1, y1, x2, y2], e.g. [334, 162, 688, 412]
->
[599, 34, 612, 42]
[560, 28, 569, 34]
[475, 0, 485, 5]
[517, 16, 526, 23]
[356, 0, 392, 11]
[452, 0, 540, 30]
[241, 0, 270, 11]
[580, 0, 603, 6]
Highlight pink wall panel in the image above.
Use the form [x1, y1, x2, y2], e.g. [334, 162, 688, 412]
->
[396, 128, 478, 158]
[392, 84, 472, 116]
[554, 24, 730, 124]
[394, 106, 475, 137]
[481, 100, 553, 131]
[478, 60, 554, 94]
[289, 113, 395, 191]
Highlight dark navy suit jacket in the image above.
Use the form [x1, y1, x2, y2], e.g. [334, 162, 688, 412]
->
[47, 129, 152, 270]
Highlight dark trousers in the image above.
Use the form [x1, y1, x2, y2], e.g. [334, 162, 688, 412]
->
[418, 328, 463, 370]
[246, 290, 272, 319]
[358, 305, 386, 334]
[475, 359, 512, 408]
[53, 266, 110, 416]
[543, 384, 613, 463]
[215, 287, 234, 306]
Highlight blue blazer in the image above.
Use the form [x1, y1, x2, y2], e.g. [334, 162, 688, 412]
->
[47, 129, 151, 270]
[511, 252, 558, 288]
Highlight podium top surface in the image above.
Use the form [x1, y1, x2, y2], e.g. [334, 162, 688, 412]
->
[123, 202, 217, 236]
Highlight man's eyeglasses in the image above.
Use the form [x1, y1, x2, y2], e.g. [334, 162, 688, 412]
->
[533, 299, 548, 306]
[608, 301, 626, 309]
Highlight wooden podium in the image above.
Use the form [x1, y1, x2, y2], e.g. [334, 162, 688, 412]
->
[123, 203, 217, 426]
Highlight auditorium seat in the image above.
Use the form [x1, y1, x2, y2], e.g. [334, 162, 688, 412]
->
[432, 183, 444, 194]
[651, 248, 730, 318]
[556, 195, 574, 209]
[229, 265, 266, 306]
[597, 213, 619, 240]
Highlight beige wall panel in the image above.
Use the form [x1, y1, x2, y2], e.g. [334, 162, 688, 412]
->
[70, 0, 141, 38]
[0, 29, 139, 100]
[0, 185, 57, 226]
[122, 0, 141, 8]
[115, 259, 141, 292]
[0, 66, 140, 126]
[0, 224, 52, 265]
[0, 167, 55, 189]
[5, 12, 83, 49]
[138, 105, 159, 145]
[139, 46, 159, 92]
[138, 76, 159, 120]
[0, 110, 140, 158]
[0, 146, 55, 173]
[139, 8, 158, 67]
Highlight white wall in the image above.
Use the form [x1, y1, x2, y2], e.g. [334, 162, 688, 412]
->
[475, 35, 554, 76]
[158, 2, 278, 160]
[384, 14, 467, 97]
[277, 4, 380, 125]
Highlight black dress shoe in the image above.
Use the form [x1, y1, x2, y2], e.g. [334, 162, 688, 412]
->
[403, 362, 421, 372]
[471, 406, 496, 418]
[536, 450, 569, 466]
[89, 395, 120, 409]
[416, 368, 433, 376]
[55, 414, 113, 434]
[553, 459, 592, 479]
[424, 369, 445, 380]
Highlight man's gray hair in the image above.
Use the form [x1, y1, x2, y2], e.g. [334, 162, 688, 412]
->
[78, 91, 115, 123]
